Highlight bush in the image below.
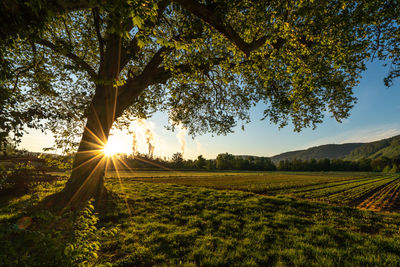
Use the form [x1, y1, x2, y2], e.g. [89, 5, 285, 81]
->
[382, 165, 392, 173]
[390, 165, 399, 173]
[64, 200, 101, 266]
[0, 162, 37, 193]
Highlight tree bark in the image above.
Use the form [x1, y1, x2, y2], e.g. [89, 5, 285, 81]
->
[57, 83, 117, 209]
[55, 35, 123, 209]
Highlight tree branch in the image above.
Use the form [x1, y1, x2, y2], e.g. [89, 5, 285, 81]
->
[120, 38, 140, 70]
[120, 0, 169, 69]
[115, 47, 170, 117]
[35, 38, 97, 79]
[61, 16, 73, 45]
[92, 8, 105, 67]
[172, 0, 266, 56]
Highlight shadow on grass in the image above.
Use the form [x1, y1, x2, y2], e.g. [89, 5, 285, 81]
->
[0, 182, 126, 266]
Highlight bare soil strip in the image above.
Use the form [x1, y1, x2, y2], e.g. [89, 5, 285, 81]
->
[356, 177, 400, 211]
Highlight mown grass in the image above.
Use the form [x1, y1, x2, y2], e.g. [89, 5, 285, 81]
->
[2, 172, 400, 266]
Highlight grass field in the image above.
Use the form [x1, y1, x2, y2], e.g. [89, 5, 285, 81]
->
[2, 171, 400, 266]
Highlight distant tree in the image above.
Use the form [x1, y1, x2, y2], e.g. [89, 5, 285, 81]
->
[258, 157, 275, 171]
[171, 152, 184, 168]
[0, 137, 17, 157]
[278, 160, 289, 171]
[232, 157, 243, 170]
[391, 165, 399, 173]
[371, 157, 391, 172]
[184, 159, 195, 169]
[317, 158, 331, 171]
[205, 159, 216, 171]
[216, 153, 234, 170]
[291, 158, 303, 171]
[195, 155, 206, 169]
[358, 158, 372, 171]
[382, 165, 392, 173]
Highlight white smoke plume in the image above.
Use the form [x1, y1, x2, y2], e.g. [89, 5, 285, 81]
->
[146, 129, 154, 158]
[131, 131, 137, 156]
[177, 125, 187, 156]
[137, 119, 155, 158]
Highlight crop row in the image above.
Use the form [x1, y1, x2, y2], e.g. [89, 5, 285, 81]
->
[312, 177, 395, 201]
[121, 171, 400, 212]
[357, 175, 400, 211]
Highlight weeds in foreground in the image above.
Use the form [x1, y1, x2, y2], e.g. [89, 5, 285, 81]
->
[0, 182, 115, 266]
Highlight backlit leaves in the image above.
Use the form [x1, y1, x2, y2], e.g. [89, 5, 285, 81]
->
[2, 0, 400, 150]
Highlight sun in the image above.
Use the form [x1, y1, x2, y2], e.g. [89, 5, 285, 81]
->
[103, 135, 131, 156]
[103, 141, 118, 156]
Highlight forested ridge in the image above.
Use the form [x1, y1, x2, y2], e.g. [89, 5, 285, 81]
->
[271, 134, 400, 162]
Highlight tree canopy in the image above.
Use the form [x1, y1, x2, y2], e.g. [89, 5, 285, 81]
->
[2, 0, 399, 150]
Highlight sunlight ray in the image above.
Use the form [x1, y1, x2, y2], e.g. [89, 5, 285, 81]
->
[75, 149, 105, 154]
[133, 155, 177, 172]
[71, 152, 104, 172]
[79, 139, 106, 150]
[91, 106, 108, 145]
[83, 125, 107, 147]
[113, 157, 138, 173]
[110, 155, 132, 218]
[63, 156, 107, 212]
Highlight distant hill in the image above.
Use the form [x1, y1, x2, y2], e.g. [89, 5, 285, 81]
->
[271, 143, 364, 163]
[345, 135, 400, 160]
[271, 134, 400, 162]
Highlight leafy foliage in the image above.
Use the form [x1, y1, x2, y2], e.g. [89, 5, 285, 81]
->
[4, 0, 399, 152]
[0, 181, 116, 266]
[3, 0, 400, 206]
[64, 200, 100, 266]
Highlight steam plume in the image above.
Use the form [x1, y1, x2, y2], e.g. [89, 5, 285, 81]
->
[145, 129, 154, 158]
[177, 125, 187, 156]
[137, 119, 155, 158]
[131, 131, 137, 156]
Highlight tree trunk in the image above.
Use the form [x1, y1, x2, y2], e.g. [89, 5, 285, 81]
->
[48, 34, 157, 210]
[57, 83, 117, 209]
[51, 35, 124, 209]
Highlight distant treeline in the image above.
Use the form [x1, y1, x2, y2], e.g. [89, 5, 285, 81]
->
[2, 150, 399, 173]
[111, 153, 399, 173]
[275, 157, 399, 173]
[108, 153, 276, 171]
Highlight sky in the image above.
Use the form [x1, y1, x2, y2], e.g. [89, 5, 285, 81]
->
[19, 60, 400, 159]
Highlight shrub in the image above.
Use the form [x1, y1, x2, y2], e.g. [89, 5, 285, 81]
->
[64, 200, 101, 266]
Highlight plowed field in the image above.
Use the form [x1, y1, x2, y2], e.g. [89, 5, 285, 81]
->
[110, 171, 400, 212]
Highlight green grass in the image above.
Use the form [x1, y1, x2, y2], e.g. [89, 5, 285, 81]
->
[2, 171, 400, 266]
[104, 180, 400, 266]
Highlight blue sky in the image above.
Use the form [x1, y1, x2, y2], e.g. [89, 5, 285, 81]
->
[20, 60, 400, 159]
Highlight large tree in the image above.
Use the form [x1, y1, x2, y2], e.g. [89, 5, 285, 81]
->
[3, 0, 399, 208]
